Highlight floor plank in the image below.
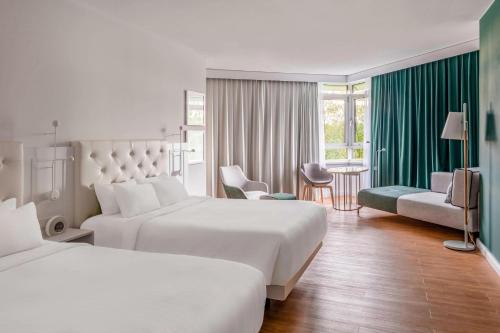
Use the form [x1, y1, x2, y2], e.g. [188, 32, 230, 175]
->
[260, 203, 500, 333]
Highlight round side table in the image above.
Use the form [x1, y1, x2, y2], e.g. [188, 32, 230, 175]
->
[327, 166, 369, 211]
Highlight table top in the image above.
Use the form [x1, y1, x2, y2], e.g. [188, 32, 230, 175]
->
[44, 228, 93, 242]
[327, 166, 369, 175]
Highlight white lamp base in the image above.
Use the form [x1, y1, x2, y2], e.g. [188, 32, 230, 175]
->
[443, 240, 475, 252]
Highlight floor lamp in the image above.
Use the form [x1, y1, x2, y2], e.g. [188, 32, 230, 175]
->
[441, 103, 475, 251]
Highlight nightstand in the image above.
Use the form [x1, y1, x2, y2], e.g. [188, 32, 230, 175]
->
[44, 228, 94, 245]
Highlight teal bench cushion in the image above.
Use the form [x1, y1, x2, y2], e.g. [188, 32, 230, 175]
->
[358, 186, 430, 214]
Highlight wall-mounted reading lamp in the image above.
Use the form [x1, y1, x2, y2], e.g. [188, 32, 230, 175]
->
[31, 120, 74, 202]
[160, 126, 195, 183]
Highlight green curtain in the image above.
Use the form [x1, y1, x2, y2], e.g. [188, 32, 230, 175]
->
[371, 51, 479, 188]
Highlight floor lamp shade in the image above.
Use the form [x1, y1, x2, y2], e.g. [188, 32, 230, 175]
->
[441, 112, 465, 140]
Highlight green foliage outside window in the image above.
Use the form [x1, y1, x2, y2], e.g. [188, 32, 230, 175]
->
[322, 83, 368, 162]
[353, 148, 363, 160]
[325, 148, 348, 160]
[323, 100, 345, 144]
[354, 100, 365, 143]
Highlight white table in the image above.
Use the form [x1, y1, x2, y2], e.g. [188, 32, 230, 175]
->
[327, 166, 369, 211]
[44, 228, 94, 245]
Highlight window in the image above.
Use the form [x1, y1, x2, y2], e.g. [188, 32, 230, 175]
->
[352, 82, 368, 94]
[185, 91, 205, 164]
[321, 83, 348, 95]
[321, 82, 369, 164]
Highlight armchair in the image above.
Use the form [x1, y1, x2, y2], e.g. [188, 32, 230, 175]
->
[301, 163, 334, 207]
[220, 165, 269, 199]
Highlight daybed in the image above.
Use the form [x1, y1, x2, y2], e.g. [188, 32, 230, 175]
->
[358, 171, 479, 232]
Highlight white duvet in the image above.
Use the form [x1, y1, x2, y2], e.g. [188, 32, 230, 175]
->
[83, 197, 327, 285]
[0, 242, 265, 333]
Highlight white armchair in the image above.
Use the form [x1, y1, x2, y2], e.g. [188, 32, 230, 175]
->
[220, 165, 269, 199]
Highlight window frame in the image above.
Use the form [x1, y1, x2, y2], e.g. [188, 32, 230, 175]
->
[321, 82, 368, 165]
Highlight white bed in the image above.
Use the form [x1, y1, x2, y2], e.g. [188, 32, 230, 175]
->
[74, 140, 328, 300]
[0, 140, 266, 333]
[82, 196, 327, 285]
[0, 242, 266, 333]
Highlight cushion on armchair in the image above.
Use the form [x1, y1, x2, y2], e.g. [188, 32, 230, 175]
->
[222, 184, 248, 199]
[245, 191, 268, 200]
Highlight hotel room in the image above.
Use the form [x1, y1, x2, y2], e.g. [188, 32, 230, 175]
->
[1, 1, 500, 332]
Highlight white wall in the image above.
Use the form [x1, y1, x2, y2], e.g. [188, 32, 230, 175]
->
[0, 0, 206, 142]
[0, 0, 206, 226]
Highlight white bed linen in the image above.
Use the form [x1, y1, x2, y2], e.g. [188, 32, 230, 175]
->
[82, 197, 327, 285]
[0, 241, 265, 333]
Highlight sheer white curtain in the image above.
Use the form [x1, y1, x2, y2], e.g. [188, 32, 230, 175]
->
[206, 79, 319, 197]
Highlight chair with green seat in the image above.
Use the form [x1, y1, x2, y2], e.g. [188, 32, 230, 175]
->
[220, 165, 269, 199]
[220, 165, 297, 200]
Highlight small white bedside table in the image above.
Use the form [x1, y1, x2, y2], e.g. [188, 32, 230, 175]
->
[44, 228, 94, 245]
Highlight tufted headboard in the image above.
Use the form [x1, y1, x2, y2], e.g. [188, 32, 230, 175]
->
[0, 141, 24, 206]
[73, 140, 171, 227]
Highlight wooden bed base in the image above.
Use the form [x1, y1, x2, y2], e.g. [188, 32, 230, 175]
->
[266, 242, 322, 301]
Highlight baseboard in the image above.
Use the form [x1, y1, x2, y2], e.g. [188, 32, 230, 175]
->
[477, 239, 500, 276]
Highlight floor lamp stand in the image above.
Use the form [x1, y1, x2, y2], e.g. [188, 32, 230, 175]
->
[443, 104, 475, 252]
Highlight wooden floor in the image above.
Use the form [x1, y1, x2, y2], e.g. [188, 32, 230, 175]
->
[260, 202, 500, 333]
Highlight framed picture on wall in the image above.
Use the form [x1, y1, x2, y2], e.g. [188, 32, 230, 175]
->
[185, 90, 206, 164]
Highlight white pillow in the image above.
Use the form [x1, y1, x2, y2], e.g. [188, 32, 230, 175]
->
[95, 180, 136, 215]
[0, 198, 17, 215]
[113, 183, 161, 218]
[149, 175, 189, 206]
[444, 182, 453, 203]
[0, 202, 43, 257]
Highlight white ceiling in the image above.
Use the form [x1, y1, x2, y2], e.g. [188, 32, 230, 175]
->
[78, 0, 492, 75]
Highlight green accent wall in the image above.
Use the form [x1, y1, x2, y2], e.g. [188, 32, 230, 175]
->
[480, 0, 500, 261]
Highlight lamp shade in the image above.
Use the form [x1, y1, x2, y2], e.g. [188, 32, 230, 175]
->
[441, 112, 465, 140]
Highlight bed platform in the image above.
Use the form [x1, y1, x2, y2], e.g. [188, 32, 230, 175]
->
[266, 242, 322, 301]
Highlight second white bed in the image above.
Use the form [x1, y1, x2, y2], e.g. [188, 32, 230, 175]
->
[82, 197, 327, 288]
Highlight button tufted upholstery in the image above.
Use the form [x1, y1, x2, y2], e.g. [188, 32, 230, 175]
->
[0, 141, 23, 206]
[73, 140, 171, 226]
